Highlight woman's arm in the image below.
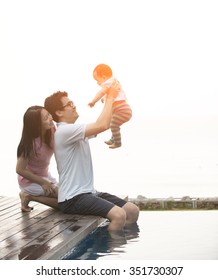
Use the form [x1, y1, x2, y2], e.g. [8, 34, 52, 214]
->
[16, 156, 56, 195]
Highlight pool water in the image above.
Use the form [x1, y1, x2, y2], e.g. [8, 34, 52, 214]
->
[63, 210, 218, 260]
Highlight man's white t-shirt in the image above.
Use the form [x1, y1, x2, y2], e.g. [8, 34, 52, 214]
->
[54, 122, 95, 202]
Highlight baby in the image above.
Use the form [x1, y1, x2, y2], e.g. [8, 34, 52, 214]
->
[88, 64, 132, 149]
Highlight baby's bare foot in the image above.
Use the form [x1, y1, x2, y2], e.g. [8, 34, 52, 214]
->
[104, 140, 114, 145]
[19, 192, 33, 212]
[109, 143, 121, 149]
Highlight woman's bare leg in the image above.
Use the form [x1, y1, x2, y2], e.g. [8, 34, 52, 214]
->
[19, 191, 59, 211]
[19, 192, 33, 212]
[30, 195, 59, 209]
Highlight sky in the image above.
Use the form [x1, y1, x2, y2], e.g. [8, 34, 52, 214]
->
[1, 0, 218, 198]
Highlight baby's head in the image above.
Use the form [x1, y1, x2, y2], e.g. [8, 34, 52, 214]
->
[93, 64, 113, 85]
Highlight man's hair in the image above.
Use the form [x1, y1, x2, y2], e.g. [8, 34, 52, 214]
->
[93, 64, 113, 78]
[44, 91, 68, 122]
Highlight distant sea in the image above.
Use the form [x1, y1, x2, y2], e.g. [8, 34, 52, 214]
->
[1, 115, 218, 199]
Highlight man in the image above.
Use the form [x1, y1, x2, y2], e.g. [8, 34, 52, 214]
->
[44, 83, 139, 231]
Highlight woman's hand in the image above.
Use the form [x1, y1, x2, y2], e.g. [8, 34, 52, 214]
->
[41, 181, 56, 196]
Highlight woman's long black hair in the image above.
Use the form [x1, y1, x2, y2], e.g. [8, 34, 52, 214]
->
[17, 106, 52, 158]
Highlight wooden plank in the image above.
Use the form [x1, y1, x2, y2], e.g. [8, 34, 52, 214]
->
[0, 197, 19, 210]
[0, 207, 55, 241]
[0, 197, 105, 260]
[0, 201, 40, 222]
[0, 201, 50, 222]
[0, 195, 127, 260]
[1, 211, 80, 259]
[38, 216, 104, 260]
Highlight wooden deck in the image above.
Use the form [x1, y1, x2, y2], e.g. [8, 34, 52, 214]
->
[0, 195, 106, 260]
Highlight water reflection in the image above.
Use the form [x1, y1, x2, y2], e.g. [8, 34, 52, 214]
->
[64, 222, 140, 260]
[63, 211, 218, 260]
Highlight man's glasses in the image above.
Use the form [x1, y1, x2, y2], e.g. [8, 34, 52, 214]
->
[61, 101, 74, 109]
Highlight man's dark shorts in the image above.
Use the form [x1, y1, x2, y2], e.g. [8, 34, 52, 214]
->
[58, 192, 127, 217]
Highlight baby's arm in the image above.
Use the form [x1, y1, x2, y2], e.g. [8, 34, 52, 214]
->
[88, 87, 108, 107]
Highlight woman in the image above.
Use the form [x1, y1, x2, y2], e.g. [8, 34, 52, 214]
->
[16, 105, 58, 212]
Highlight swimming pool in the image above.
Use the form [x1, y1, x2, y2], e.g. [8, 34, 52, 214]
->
[63, 210, 218, 260]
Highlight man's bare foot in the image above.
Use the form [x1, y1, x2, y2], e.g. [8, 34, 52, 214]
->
[104, 140, 114, 145]
[19, 192, 33, 212]
[109, 143, 121, 149]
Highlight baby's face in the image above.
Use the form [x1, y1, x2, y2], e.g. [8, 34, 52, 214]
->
[93, 71, 107, 85]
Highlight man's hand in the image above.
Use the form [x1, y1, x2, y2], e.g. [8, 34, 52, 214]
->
[107, 80, 120, 100]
